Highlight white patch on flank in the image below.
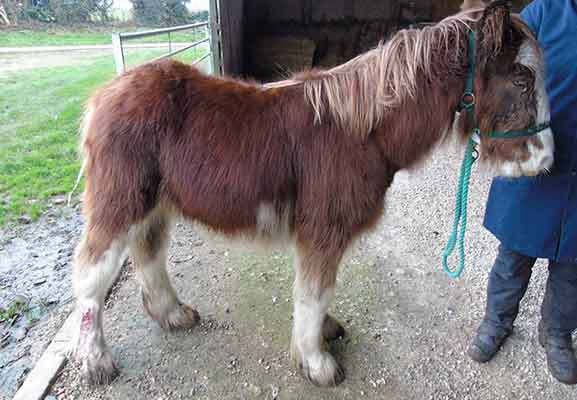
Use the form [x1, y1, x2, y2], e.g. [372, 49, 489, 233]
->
[256, 202, 291, 241]
[499, 40, 554, 177]
[256, 203, 278, 236]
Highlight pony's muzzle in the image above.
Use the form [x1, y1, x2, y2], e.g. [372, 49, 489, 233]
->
[521, 127, 555, 176]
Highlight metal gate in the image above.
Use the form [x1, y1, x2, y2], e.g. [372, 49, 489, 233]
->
[208, 0, 223, 75]
[111, 1, 224, 76]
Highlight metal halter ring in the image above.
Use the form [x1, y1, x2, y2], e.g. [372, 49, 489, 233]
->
[472, 147, 480, 160]
[471, 128, 482, 145]
[460, 91, 476, 109]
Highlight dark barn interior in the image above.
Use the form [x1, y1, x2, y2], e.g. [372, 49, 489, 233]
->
[217, 0, 530, 81]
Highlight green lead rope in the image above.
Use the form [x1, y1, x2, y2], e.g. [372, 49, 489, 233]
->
[441, 29, 478, 279]
[442, 138, 477, 278]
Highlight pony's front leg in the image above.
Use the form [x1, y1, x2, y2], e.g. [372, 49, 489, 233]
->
[291, 243, 345, 386]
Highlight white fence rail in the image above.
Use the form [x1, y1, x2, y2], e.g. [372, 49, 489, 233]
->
[111, 21, 213, 75]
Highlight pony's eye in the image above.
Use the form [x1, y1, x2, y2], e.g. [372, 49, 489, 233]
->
[513, 80, 529, 92]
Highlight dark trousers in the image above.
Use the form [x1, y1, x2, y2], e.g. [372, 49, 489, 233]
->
[485, 244, 577, 337]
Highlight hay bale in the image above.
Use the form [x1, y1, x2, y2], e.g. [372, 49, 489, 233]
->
[248, 36, 316, 80]
[312, 0, 349, 22]
[354, 0, 397, 20]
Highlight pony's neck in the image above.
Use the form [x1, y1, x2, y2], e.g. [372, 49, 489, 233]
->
[376, 70, 467, 170]
[374, 28, 470, 168]
[300, 14, 473, 164]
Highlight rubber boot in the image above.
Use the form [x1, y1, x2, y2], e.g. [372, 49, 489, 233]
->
[468, 245, 535, 363]
[539, 260, 577, 385]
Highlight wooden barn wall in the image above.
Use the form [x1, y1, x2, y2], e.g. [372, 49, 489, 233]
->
[219, 0, 533, 78]
[244, 0, 400, 24]
[218, 0, 244, 75]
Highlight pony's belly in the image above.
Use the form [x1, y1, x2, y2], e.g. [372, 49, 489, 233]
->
[178, 199, 294, 242]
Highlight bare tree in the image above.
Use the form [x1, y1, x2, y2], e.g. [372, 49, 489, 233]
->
[92, 0, 114, 22]
[0, 0, 18, 25]
[0, 2, 10, 25]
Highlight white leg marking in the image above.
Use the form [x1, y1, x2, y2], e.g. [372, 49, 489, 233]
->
[291, 256, 344, 386]
[130, 218, 199, 330]
[72, 236, 126, 384]
[132, 238, 178, 318]
[135, 246, 199, 329]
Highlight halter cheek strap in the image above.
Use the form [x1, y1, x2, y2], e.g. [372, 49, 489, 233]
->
[459, 30, 550, 142]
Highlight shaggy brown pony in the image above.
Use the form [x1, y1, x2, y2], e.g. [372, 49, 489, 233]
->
[72, 2, 553, 387]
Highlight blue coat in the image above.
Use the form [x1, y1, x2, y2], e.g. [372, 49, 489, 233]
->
[483, 0, 577, 263]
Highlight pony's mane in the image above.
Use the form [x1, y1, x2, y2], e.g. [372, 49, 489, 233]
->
[298, 10, 481, 137]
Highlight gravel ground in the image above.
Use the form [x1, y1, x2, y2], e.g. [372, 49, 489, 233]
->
[28, 141, 577, 399]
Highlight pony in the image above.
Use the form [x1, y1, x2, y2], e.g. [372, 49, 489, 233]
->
[71, 1, 553, 387]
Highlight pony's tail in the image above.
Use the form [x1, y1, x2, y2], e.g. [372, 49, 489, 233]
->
[67, 158, 86, 207]
[67, 104, 94, 207]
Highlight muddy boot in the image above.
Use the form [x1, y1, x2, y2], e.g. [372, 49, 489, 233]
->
[468, 321, 511, 363]
[539, 260, 577, 385]
[469, 245, 535, 363]
[538, 321, 577, 385]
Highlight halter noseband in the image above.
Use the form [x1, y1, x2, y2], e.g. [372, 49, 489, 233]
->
[458, 30, 550, 143]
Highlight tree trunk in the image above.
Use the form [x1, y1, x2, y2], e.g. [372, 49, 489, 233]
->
[0, 3, 10, 25]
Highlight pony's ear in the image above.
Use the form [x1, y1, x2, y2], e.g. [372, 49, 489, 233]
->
[476, 0, 513, 70]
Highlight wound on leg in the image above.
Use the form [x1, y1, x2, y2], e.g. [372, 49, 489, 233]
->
[80, 308, 95, 334]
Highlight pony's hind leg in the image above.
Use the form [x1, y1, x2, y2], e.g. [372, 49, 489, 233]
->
[72, 228, 127, 384]
[322, 314, 346, 341]
[129, 211, 199, 330]
[291, 242, 346, 386]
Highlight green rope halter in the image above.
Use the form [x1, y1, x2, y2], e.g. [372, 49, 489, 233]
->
[441, 30, 551, 278]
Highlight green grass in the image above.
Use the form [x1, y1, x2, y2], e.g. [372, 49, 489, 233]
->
[0, 26, 206, 47]
[0, 295, 29, 322]
[0, 295, 49, 325]
[0, 47, 207, 225]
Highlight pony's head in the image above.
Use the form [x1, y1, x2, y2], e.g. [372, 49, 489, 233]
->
[456, 0, 554, 177]
[298, 0, 553, 176]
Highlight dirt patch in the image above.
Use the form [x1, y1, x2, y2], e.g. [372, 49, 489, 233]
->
[0, 205, 84, 399]
[0, 50, 111, 75]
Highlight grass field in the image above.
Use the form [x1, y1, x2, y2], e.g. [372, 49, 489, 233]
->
[0, 26, 206, 47]
[0, 46, 207, 225]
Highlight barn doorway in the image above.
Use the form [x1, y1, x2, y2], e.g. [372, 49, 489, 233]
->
[213, 0, 531, 81]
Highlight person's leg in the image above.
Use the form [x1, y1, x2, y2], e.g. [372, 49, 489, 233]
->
[539, 260, 577, 385]
[468, 244, 536, 363]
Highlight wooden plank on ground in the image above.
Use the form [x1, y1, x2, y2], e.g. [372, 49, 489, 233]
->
[12, 311, 76, 400]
